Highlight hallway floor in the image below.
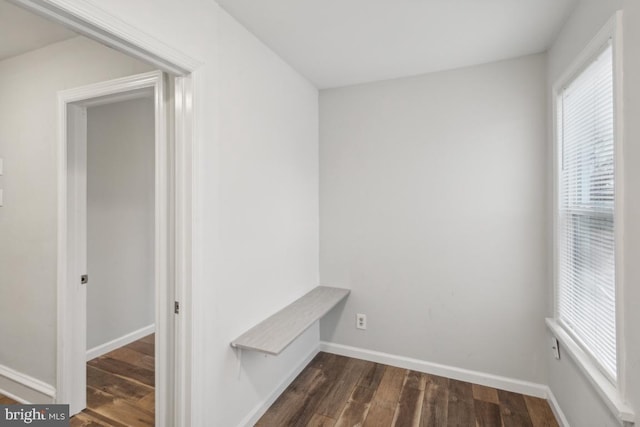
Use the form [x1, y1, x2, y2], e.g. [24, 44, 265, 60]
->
[71, 333, 155, 426]
[0, 335, 155, 426]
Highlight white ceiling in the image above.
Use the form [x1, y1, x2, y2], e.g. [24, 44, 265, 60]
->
[0, 0, 76, 62]
[216, 0, 578, 89]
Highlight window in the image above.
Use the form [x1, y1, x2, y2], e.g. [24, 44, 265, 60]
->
[556, 42, 617, 382]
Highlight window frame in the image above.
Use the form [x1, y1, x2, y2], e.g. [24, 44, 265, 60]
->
[550, 11, 631, 422]
[556, 39, 617, 384]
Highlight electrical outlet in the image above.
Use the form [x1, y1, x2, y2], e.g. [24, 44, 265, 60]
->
[551, 337, 560, 360]
[356, 313, 367, 330]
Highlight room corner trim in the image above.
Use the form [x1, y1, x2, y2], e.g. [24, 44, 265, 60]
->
[0, 364, 56, 404]
[319, 341, 548, 399]
[87, 324, 155, 361]
[546, 386, 571, 427]
[237, 347, 320, 427]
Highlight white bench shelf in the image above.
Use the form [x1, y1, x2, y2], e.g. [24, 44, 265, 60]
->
[231, 286, 350, 355]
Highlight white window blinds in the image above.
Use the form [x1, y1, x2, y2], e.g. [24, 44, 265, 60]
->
[557, 43, 617, 381]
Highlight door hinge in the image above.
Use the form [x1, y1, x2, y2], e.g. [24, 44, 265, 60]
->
[174, 301, 180, 314]
[81, 274, 88, 285]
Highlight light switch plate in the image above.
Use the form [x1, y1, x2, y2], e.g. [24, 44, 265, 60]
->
[0, 189, 3, 207]
[0, 158, 3, 175]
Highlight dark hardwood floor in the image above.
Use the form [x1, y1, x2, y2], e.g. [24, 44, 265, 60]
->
[257, 352, 559, 427]
[1, 345, 558, 426]
[71, 333, 155, 426]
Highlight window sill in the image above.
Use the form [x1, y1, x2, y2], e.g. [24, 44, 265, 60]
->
[546, 318, 634, 424]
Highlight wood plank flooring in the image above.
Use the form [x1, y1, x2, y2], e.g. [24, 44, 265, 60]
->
[71, 333, 155, 426]
[1, 346, 557, 426]
[257, 352, 559, 427]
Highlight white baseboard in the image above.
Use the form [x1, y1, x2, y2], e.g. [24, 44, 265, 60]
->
[319, 341, 548, 399]
[87, 324, 155, 361]
[546, 386, 570, 427]
[0, 364, 55, 404]
[238, 347, 320, 427]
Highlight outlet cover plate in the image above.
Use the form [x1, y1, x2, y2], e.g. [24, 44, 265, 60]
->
[356, 313, 367, 330]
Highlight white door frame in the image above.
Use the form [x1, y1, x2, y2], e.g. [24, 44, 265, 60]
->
[11, 1, 202, 426]
[58, 71, 172, 422]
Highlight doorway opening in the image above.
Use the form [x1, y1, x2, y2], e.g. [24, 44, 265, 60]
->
[58, 71, 173, 424]
[8, 1, 198, 425]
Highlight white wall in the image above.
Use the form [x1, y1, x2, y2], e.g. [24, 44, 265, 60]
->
[319, 54, 548, 384]
[0, 36, 152, 386]
[2, 1, 320, 425]
[548, 346, 619, 426]
[86, 97, 155, 350]
[209, 10, 319, 426]
[545, 1, 640, 425]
